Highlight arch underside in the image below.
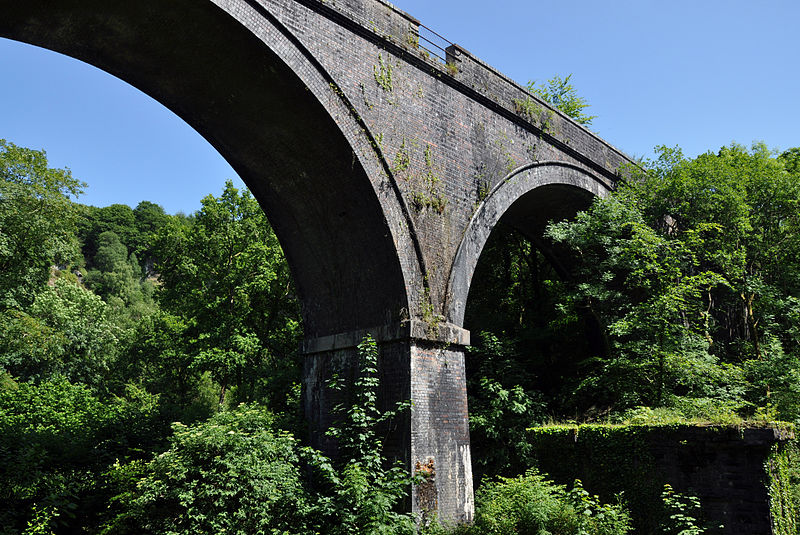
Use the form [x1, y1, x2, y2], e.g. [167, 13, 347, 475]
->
[446, 162, 610, 327]
[0, 0, 412, 338]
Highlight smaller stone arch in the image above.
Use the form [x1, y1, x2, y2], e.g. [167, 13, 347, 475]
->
[446, 161, 611, 327]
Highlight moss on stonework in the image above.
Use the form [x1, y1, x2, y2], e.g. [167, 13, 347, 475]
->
[527, 422, 796, 533]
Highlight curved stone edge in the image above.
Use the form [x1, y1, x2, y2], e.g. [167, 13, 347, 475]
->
[445, 161, 611, 327]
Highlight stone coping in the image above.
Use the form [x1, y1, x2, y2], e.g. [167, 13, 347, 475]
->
[302, 319, 470, 354]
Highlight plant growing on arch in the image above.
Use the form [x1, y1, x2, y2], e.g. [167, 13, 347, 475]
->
[310, 334, 418, 534]
[527, 74, 596, 126]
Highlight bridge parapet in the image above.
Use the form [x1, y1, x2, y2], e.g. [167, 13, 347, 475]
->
[443, 42, 629, 183]
[299, 0, 631, 183]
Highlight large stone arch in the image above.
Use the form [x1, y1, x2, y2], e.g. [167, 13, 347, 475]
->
[0, 0, 422, 339]
[446, 161, 611, 327]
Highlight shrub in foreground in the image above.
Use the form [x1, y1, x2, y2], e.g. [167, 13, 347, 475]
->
[462, 469, 632, 535]
[104, 406, 315, 534]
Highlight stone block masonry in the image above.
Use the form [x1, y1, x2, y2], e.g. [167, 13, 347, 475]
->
[528, 423, 796, 534]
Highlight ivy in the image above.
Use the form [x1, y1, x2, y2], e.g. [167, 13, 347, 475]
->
[373, 54, 393, 93]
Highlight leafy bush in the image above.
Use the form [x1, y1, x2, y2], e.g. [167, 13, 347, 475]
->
[105, 405, 315, 534]
[659, 484, 720, 534]
[0, 377, 160, 534]
[106, 337, 417, 535]
[467, 469, 631, 535]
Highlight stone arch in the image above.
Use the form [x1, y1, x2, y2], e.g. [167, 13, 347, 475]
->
[446, 161, 611, 327]
[0, 0, 422, 339]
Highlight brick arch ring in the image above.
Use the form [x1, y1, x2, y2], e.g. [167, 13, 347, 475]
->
[445, 161, 612, 327]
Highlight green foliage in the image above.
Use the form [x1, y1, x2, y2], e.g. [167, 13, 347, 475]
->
[107, 337, 418, 535]
[77, 204, 135, 265]
[0, 378, 160, 534]
[0, 279, 121, 388]
[467, 469, 631, 534]
[77, 200, 169, 278]
[659, 484, 718, 534]
[779, 147, 800, 175]
[541, 143, 800, 419]
[104, 404, 315, 535]
[527, 74, 596, 126]
[22, 504, 58, 535]
[0, 140, 309, 533]
[0, 309, 66, 383]
[84, 230, 155, 314]
[466, 142, 800, 460]
[317, 335, 416, 534]
[0, 139, 84, 309]
[618, 403, 741, 426]
[132, 200, 169, 268]
[767, 441, 800, 535]
[373, 54, 394, 93]
[411, 145, 447, 213]
[152, 180, 302, 408]
[117, 311, 217, 423]
[467, 332, 547, 482]
[464, 224, 598, 475]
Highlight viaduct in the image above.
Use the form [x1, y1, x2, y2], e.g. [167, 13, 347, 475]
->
[0, 0, 632, 522]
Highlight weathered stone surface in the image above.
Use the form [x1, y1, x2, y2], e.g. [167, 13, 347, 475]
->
[0, 0, 631, 522]
[529, 424, 795, 533]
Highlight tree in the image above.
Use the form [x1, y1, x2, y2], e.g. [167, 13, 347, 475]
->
[76, 203, 139, 270]
[0, 377, 160, 534]
[152, 180, 301, 406]
[19, 279, 121, 388]
[118, 311, 217, 423]
[545, 194, 738, 412]
[84, 230, 154, 314]
[780, 147, 800, 175]
[544, 143, 800, 419]
[132, 200, 169, 272]
[527, 74, 597, 126]
[0, 140, 84, 309]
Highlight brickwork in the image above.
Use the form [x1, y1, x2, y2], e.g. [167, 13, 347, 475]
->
[530, 424, 795, 533]
[410, 342, 473, 523]
[257, 0, 629, 319]
[303, 335, 474, 523]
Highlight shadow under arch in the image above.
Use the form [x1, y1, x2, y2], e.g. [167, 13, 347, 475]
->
[446, 161, 611, 327]
[0, 0, 419, 339]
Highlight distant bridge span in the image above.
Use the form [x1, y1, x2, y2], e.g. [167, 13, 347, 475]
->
[0, 0, 631, 521]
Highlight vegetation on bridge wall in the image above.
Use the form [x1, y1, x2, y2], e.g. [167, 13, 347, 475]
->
[767, 440, 800, 535]
[528, 423, 797, 534]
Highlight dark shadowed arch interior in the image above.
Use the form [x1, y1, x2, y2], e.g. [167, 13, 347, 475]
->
[462, 178, 604, 368]
[0, 0, 408, 338]
[462, 182, 603, 360]
[499, 183, 595, 278]
[446, 162, 609, 327]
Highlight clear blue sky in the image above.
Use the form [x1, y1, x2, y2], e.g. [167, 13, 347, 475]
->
[1, 0, 798, 214]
